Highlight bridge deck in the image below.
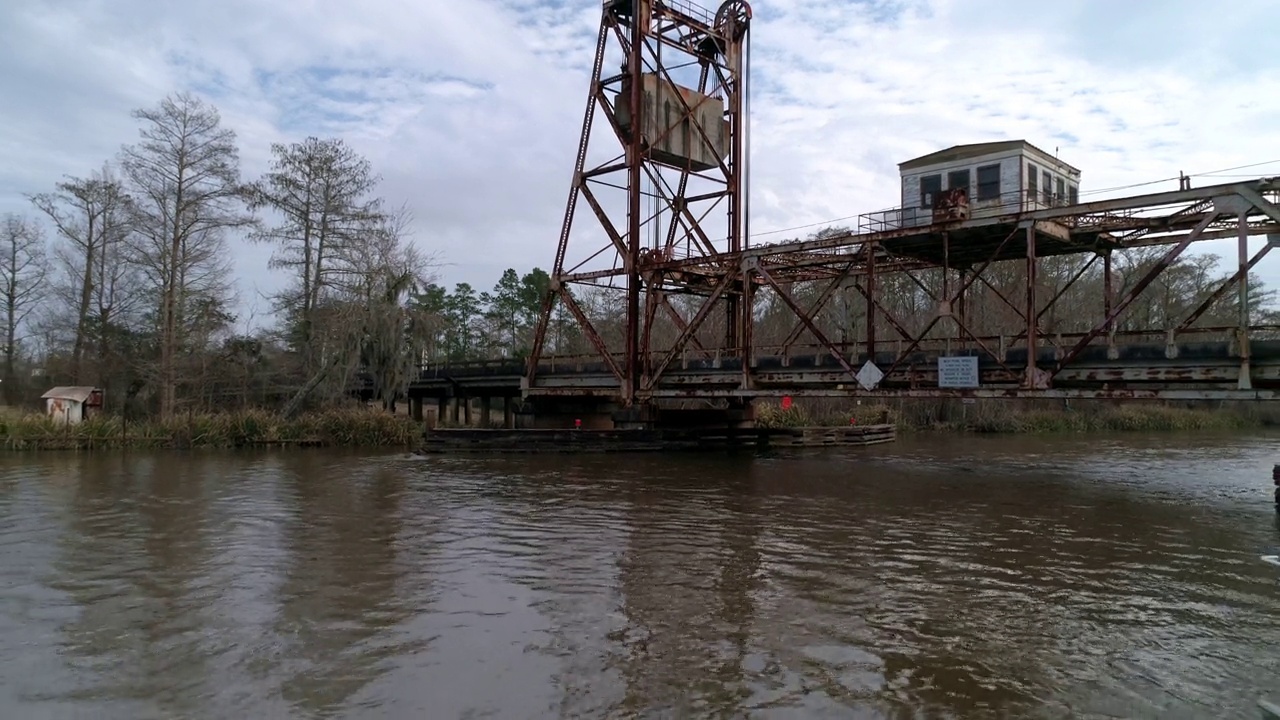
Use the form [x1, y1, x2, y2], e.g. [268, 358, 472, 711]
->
[408, 339, 1280, 401]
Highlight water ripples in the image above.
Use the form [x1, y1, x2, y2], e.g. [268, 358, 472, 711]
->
[0, 437, 1278, 718]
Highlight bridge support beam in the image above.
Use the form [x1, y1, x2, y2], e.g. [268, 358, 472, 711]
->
[1025, 224, 1043, 389]
[1238, 211, 1253, 390]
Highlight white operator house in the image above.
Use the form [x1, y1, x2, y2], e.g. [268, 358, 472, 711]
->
[896, 140, 1082, 227]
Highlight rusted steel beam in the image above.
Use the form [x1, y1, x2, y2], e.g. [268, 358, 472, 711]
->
[777, 261, 858, 354]
[529, 21, 613, 387]
[852, 282, 915, 341]
[641, 287, 659, 378]
[740, 261, 755, 390]
[900, 267, 940, 303]
[1237, 186, 1280, 225]
[948, 313, 1017, 376]
[1052, 211, 1220, 377]
[560, 289, 624, 382]
[660, 62, 707, 258]
[1036, 180, 1277, 222]
[975, 274, 1026, 321]
[1178, 242, 1272, 331]
[559, 267, 628, 284]
[643, 163, 721, 259]
[623, 6, 644, 405]
[958, 225, 1024, 294]
[553, 21, 611, 275]
[581, 160, 629, 180]
[876, 314, 943, 383]
[1002, 250, 1100, 349]
[659, 294, 711, 356]
[757, 265, 857, 377]
[644, 269, 736, 391]
[638, 180, 1280, 275]
[1103, 249, 1114, 338]
[865, 241, 877, 356]
[1237, 211, 1253, 389]
[628, 388, 1280, 401]
[1040, 254, 1098, 321]
[441, 356, 1280, 393]
[579, 183, 630, 261]
[1111, 223, 1280, 249]
[1025, 224, 1040, 387]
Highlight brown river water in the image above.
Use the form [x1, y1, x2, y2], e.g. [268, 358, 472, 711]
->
[2, 432, 1280, 719]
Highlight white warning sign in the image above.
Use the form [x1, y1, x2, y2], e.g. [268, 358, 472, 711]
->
[938, 356, 979, 388]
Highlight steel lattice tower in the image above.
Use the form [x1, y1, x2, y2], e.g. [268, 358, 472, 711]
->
[527, 0, 753, 405]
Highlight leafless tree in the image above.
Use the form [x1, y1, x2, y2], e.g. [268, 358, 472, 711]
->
[0, 214, 48, 404]
[119, 92, 252, 417]
[247, 136, 382, 368]
[29, 164, 133, 382]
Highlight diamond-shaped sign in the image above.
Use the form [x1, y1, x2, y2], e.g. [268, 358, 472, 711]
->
[856, 360, 883, 391]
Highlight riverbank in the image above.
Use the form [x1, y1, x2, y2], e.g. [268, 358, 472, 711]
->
[4, 399, 1275, 452]
[0, 408, 420, 450]
[757, 399, 1280, 434]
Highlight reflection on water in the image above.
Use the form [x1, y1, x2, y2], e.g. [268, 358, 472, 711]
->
[1, 433, 1279, 718]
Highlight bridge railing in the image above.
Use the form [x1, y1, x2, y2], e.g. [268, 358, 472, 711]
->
[416, 324, 1280, 379]
[858, 188, 1076, 234]
[753, 324, 1280, 360]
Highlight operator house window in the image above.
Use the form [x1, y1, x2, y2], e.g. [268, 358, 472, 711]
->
[1069, 184, 1079, 205]
[948, 169, 970, 196]
[976, 164, 1001, 201]
[1056, 177, 1066, 203]
[1042, 170, 1052, 204]
[1027, 163, 1038, 200]
[920, 174, 941, 208]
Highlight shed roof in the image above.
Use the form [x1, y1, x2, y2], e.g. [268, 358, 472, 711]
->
[898, 140, 1081, 174]
[41, 386, 97, 402]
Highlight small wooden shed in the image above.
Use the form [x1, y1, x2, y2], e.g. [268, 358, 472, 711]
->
[41, 386, 103, 425]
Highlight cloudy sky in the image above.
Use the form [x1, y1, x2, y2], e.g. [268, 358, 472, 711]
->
[1, 0, 1277, 323]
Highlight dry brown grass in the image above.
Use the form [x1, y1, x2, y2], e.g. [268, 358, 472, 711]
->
[0, 407, 421, 451]
[757, 397, 1278, 434]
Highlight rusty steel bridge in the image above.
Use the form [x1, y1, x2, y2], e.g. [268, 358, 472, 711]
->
[404, 0, 1280, 426]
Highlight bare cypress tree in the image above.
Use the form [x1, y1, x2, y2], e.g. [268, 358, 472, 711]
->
[30, 165, 132, 383]
[247, 137, 382, 369]
[0, 214, 48, 404]
[119, 92, 251, 417]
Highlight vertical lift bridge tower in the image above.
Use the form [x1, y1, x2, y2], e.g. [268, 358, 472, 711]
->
[527, 0, 754, 417]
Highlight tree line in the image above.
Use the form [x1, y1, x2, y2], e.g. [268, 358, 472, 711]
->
[0, 92, 557, 418]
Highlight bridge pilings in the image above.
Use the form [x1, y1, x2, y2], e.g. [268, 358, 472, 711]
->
[409, 388, 760, 432]
[510, 397, 756, 432]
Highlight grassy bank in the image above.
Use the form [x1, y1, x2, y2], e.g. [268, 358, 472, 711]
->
[0, 408, 420, 451]
[756, 399, 1280, 434]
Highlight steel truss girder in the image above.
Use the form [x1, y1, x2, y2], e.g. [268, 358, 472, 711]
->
[527, 16, 1277, 405]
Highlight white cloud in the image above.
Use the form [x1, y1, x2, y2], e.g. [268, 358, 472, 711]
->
[1, 0, 1277, 317]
